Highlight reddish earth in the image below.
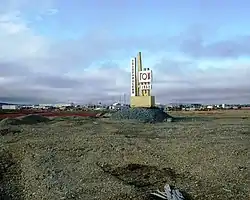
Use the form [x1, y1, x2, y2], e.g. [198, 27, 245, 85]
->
[0, 111, 98, 119]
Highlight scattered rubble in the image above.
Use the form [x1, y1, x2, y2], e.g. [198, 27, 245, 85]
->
[151, 184, 185, 200]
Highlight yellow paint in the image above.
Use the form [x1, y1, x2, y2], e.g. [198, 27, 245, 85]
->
[136, 52, 142, 96]
[130, 96, 155, 108]
[137, 52, 142, 71]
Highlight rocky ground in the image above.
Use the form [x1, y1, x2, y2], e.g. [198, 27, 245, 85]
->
[0, 111, 249, 200]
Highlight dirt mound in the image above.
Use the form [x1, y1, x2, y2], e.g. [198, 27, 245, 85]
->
[0, 118, 21, 126]
[0, 128, 21, 136]
[0, 114, 50, 127]
[18, 114, 50, 124]
[0, 118, 22, 136]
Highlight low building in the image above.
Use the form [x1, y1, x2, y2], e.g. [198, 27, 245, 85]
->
[54, 103, 74, 108]
[109, 103, 129, 110]
[222, 104, 227, 109]
[206, 105, 214, 109]
[38, 104, 54, 109]
[1, 105, 19, 110]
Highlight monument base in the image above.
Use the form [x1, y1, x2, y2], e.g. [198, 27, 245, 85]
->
[130, 96, 155, 108]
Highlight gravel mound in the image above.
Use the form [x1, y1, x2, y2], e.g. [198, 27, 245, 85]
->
[111, 107, 173, 123]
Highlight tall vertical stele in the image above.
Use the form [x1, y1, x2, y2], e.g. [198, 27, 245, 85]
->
[130, 52, 155, 108]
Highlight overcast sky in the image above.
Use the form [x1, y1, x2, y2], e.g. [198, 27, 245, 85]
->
[0, 0, 250, 104]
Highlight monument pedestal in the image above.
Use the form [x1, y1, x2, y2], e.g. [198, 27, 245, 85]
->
[130, 96, 155, 108]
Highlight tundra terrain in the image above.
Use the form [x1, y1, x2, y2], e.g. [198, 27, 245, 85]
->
[0, 110, 249, 200]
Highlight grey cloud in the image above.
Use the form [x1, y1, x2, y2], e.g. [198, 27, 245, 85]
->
[29, 74, 83, 89]
[0, 60, 131, 103]
[0, 61, 31, 76]
[154, 86, 250, 104]
[0, 62, 80, 89]
[153, 58, 196, 77]
[46, 31, 173, 72]
[179, 32, 250, 58]
[0, 84, 57, 104]
[1, 55, 249, 104]
[0, 96, 53, 104]
[150, 57, 250, 104]
[153, 59, 199, 88]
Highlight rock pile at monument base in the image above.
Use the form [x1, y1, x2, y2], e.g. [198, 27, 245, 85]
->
[111, 107, 173, 123]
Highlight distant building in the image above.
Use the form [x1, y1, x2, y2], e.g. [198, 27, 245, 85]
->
[206, 105, 214, 109]
[36, 103, 74, 109]
[109, 102, 122, 110]
[2, 105, 19, 110]
[38, 104, 53, 109]
[232, 106, 239, 109]
[190, 104, 202, 108]
[109, 102, 129, 110]
[54, 103, 74, 108]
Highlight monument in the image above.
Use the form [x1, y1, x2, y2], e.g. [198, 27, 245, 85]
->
[130, 52, 156, 108]
[110, 52, 171, 122]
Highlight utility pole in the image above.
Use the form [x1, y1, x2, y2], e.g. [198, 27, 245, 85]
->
[123, 93, 126, 105]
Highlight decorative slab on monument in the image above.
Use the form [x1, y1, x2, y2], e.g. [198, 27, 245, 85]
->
[130, 96, 155, 108]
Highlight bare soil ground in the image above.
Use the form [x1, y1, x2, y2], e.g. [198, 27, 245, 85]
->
[0, 111, 98, 119]
[0, 111, 249, 200]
